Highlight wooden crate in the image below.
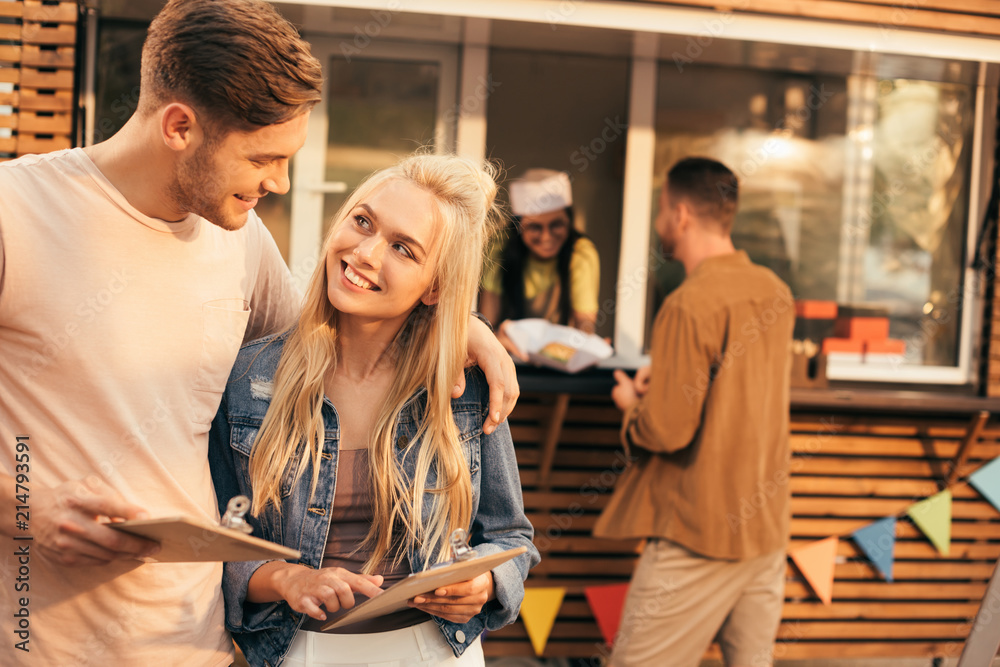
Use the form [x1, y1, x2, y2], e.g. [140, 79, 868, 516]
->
[17, 110, 70, 134]
[0, 2, 22, 19]
[16, 133, 70, 154]
[0, 0, 78, 158]
[22, 1, 78, 24]
[20, 22, 76, 47]
[20, 44, 74, 68]
[0, 23, 20, 41]
[17, 88, 72, 112]
[482, 396, 1000, 660]
[20, 67, 73, 90]
[0, 45, 21, 65]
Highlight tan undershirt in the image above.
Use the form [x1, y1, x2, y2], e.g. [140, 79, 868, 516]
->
[301, 444, 430, 634]
[0, 148, 300, 665]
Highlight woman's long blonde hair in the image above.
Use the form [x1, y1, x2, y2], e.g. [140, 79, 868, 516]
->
[248, 154, 502, 571]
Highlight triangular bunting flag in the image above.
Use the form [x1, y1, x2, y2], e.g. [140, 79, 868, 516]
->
[789, 536, 838, 604]
[907, 489, 952, 556]
[584, 583, 630, 647]
[521, 588, 565, 656]
[852, 517, 896, 582]
[969, 457, 1000, 515]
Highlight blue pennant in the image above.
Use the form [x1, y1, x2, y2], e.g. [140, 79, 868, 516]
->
[852, 517, 896, 582]
[970, 457, 1000, 515]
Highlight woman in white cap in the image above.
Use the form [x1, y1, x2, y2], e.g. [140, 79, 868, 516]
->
[479, 169, 600, 355]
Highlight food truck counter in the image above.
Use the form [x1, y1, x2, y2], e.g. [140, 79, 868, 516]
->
[515, 365, 1000, 415]
[491, 365, 1000, 660]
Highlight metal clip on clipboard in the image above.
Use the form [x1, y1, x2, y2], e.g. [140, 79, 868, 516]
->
[220, 495, 253, 535]
[449, 528, 478, 561]
[429, 528, 478, 570]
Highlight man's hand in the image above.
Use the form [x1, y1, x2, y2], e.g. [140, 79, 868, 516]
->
[266, 563, 384, 622]
[408, 571, 494, 624]
[633, 365, 652, 397]
[459, 315, 520, 434]
[29, 475, 160, 567]
[611, 369, 641, 413]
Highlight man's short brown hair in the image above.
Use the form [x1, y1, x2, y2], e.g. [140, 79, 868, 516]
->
[140, 0, 323, 134]
[667, 157, 739, 232]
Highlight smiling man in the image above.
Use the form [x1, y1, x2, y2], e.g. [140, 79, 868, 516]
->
[0, 1, 516, 665]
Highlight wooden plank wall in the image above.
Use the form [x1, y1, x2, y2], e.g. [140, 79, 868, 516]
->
[641, 0, 1000, 38]
[0, 0, 77, 161]
[483, 394, 1000, 661]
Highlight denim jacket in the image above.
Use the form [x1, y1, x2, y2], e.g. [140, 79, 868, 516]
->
[208, 332, 539, 667]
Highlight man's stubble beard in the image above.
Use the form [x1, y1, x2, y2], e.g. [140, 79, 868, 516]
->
[168, 143, 247, 231]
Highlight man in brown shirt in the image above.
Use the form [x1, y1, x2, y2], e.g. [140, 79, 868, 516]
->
[595, 158, 793, 667]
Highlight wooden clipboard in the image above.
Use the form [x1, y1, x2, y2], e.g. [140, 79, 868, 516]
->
[321, 546, 527, 630]
[111, 517, 302, 563]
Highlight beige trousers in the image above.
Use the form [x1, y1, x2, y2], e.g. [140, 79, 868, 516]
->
[611, 539, 786, 667]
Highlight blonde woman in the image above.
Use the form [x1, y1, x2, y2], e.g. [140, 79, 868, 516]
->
[209, 154, 539, 667]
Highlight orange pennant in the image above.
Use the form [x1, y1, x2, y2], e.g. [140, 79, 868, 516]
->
[789, 537, 838, 605]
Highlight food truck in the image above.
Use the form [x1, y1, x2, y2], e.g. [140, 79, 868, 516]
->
[3, 0, 1000, 661]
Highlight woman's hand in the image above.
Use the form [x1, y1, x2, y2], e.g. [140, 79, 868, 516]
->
[250, 562, 384, 621]
[408, 571, 494, 624]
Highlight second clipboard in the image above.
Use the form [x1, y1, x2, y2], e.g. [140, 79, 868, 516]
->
[321, 545, 527, 630]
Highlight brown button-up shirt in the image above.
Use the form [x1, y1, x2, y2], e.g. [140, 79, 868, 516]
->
[594, 251, 794, 560]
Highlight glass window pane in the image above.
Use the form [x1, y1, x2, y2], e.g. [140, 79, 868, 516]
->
[651, 63, 848, 319]
[862, 78, 974, 366]
[485, 48, 629, 338]
[322, 57, 441, 237]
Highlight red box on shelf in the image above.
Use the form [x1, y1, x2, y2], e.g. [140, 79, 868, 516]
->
[795, 300, 838, 320]
[833, 317, 890, 341]
[822, 338, 864, 354]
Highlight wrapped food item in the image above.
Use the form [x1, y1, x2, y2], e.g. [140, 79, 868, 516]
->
[503, 319, 613, 373]
[539, 342, 576, 364]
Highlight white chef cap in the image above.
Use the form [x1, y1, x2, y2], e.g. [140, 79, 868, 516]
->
[508, 169, 573, 217]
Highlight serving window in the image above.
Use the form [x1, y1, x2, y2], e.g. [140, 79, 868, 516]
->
[642, 41, 990, 384]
